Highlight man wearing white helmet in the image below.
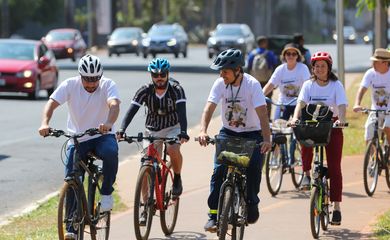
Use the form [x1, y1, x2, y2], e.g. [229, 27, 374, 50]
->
[38, 54, 120, 240]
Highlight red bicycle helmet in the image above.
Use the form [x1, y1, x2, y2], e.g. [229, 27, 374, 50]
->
[311, 51, 333, 65]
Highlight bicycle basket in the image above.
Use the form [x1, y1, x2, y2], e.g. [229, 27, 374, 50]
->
[215, 136, 257, 168]
[293, 121, 333, 147]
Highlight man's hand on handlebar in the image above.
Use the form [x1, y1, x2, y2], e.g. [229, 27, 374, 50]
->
[197, 132, 209, 147]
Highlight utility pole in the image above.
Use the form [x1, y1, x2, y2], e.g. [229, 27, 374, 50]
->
[1, 0, 9, 38]
[221, 0, 227, 23]
[335, 0, 345, 86]
[87, 0, 93, 48]
[374, 0, 388, 48]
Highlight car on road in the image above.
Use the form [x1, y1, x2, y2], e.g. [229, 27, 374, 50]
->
[0, 39, 59, 99]
[142, 23, 188, 58]
[363, 29, 390, 44]
[107, 27, 144, 57]
[207, 23, 255, 59]
[42, 28, 87, 61]
[332, 26, 357, 43]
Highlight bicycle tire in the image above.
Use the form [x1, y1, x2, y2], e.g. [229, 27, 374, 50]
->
[58, 181, 87, 240]
[134, 166, 154, 240]
[290, 142, 304, 188]
[265, 145, 283, 196]
[386, 167, 390, 190]
[231, 188, 246, 240]
[218, 185, 234, 240]
[88, 171, 110, 240]
[310, 186, 321, 239]
[160, 170, 179, 235]
[320, 179, 330, 231]
[363, 141, 380, 196]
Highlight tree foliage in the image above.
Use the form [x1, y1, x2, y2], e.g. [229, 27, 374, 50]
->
[356, 0, 390, 16]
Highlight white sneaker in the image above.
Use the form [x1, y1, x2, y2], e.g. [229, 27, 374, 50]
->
[64, 232, 77, 240]
[100, 194, 113, 212]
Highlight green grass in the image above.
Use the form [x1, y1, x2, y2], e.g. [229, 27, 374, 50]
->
[0, 183, 127, 240]
[374, 210, 390, 239]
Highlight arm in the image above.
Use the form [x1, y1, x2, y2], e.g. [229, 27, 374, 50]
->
[353, 86, 367, 112]
[291, 100, 307, 123]
[198, 101, 217, 146]
[38, 99, 60, 136]
[255, 105, 272, 153]
[100, 99, 120, 133]
[176, 102, 189, 143]
[262, 82, 275, 97]
[337, 104, 347, 124]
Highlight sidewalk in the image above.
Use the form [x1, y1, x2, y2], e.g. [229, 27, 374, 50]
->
[108, 72, 390, 239]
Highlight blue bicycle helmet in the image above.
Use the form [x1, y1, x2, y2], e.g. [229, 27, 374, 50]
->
[147, 58, 171, 73]
[210, 48, 245, 70]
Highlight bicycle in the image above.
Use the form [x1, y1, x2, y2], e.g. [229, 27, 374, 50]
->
[359, 109, 390, 196]
[196, 135, 259, 240]
[119, 133, 180, 240]
[47, 128, 110, 240]
[265, 97, 303, 195]
[293, 120, 347, 239]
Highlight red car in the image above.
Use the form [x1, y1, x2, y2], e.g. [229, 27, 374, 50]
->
[0, 39, 59, 99]
[43, 28, 87, 61]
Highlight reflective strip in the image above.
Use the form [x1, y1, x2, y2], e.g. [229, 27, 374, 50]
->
[209, 209, 218, 214]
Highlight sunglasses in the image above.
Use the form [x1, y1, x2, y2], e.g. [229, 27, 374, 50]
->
[81, 76, 101, 82]
[285, 52, 298, 57]
[151, 72, 167, 78]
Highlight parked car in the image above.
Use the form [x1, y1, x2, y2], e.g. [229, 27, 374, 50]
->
[0, 39, 59, 99]
[42, 28, 87, 61]
[332, 26, 357, 43]
[142, 23, 188, 58]
[107, 27, 144, 57]
[363, 29, 390, 44]
[207, 23, 255, 59]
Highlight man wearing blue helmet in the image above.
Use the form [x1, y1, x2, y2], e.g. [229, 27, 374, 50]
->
[197, 48, 272, 231]
[118, 58, 189, 202]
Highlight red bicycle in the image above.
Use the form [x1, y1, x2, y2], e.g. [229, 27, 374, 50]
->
[120, 133, 180, 240]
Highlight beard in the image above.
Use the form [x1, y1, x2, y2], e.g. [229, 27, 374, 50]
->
[153, 80, 168, 90]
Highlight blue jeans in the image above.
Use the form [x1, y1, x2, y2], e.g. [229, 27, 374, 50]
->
[207, 128, 263, 220]
[66, 134, 119, 195]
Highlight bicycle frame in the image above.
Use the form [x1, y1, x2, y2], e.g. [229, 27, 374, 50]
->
[312, 146, 329, 213]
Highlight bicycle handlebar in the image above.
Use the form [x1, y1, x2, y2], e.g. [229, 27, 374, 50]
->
[265, 97, 297, 107]
[48, 128, 101, 139]
[194, 136, 216, 145]
[119, 132, 179, 144]
[358, 108, 390, 114]
[288, 121, 349, 128]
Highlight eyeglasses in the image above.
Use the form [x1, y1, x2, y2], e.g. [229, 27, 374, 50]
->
[285, 52, 298, 57]
[81, 76, 101, 82]
[151, 72, 167, 78]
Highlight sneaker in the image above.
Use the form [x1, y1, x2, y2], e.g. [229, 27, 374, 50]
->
[139, 210, 147, 226]
[301, 175, 311, 190]
[172, 175, 183, 197]
[331, 210, 342, 225]
[247, 205, 259, 224]
[204, 218, 217, 233]
[100, 194, 113, 212]
[64, 232, 77, 240]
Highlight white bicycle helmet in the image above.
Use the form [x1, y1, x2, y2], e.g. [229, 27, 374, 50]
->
[78, 54, 103, 81]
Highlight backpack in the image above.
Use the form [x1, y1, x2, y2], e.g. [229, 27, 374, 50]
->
[251, 50, 273, 83]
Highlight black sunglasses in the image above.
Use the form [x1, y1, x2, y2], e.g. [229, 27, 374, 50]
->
[81, 76, 101, 82]
[151, 72, 167, 78]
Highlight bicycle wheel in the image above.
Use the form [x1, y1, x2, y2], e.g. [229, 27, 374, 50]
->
[218, 185, 234, 240]
[134, 166, 154, 240]
[290, 142, 304, 188]
[231, 189, 246, 240]
[265, 145, 283, 196]
[160, 170, 179, 235]
[88, 171, 110, 240]
[310, 186, 321, 239]
[58, 181, 87, 240]
[320, 179, 330, 231]
[386, 166, 390, 190]
[363, 141, 380, 196]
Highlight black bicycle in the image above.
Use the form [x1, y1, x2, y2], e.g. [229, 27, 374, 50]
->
[265, 97, 303, 196]
[359, 109, 390, 196]
[293, 120, 347, 239]
[196, 135, 258, 240]
[48, 128, 110, 240]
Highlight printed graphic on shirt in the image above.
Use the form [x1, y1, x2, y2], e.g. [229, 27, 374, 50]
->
[373, 86, 390, 108]
[224, 97, 248, 128]
[281, 78, 300, 98]
[309, 96, 328, 105]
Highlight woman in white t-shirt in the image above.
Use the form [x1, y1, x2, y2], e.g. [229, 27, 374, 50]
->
[263, 43, 311, 120]
[291, 51, 348, 226]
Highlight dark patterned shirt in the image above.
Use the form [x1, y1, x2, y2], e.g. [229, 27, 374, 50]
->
[132, 79, 186, 131]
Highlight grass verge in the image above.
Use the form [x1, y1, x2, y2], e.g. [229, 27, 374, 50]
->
[374, 210, 390, 239]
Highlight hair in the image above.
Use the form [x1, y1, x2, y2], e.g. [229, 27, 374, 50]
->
[311, 60, 338, 81]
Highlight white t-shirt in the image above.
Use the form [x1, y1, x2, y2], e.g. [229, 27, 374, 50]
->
[361, 68, 390, 110]
[50, 76, 120, 142]
[269, 62, 311, 105]
[298, 79, 348, 117]
[208, 73, 266, 132]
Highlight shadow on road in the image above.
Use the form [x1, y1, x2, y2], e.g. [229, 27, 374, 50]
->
[322, 227, 374, 239]
[0, 155, 10, 161]
[150, 231, 208, 240]
[343, 191, 367, 199]
[272, 189, 311, 199]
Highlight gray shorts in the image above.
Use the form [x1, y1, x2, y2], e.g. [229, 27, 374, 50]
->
[144, 124, 181, 154]
[364, 112, 390, 141]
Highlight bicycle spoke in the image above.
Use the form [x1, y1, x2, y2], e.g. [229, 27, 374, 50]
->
[266, 147, 283, 196]
[160, 170, 179, 235]
[363, 142, 380, 196]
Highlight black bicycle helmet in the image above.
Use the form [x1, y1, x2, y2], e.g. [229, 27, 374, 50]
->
[210, 48, 245, 70]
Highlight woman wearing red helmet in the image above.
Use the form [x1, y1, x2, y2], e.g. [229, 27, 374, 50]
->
[290, 51, 348, 225]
